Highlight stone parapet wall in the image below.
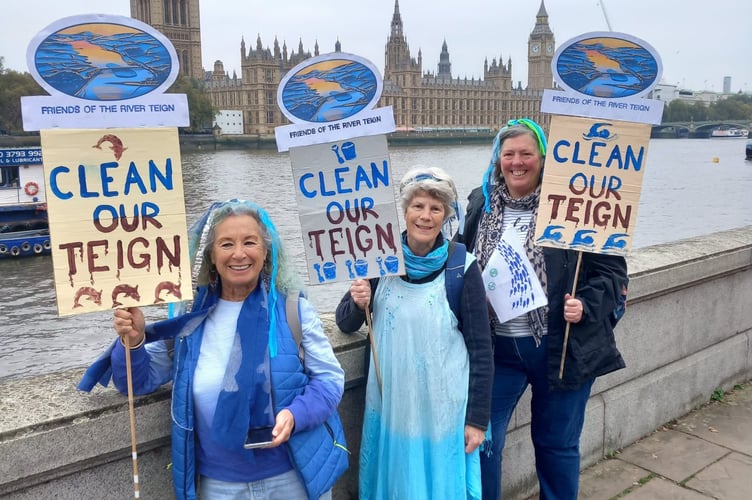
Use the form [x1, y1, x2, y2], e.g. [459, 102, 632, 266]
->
[1, 226, 750, 499]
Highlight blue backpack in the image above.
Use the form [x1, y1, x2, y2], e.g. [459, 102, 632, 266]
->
[444, 241, 468, 331]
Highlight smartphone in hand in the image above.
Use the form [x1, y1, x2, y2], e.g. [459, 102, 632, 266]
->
[244, 426, 274, 449]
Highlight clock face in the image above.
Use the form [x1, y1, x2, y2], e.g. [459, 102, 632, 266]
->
[532, 43, 540, 53]
[546, 43, 554, 54]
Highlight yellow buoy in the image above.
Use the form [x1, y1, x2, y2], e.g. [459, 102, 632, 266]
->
[712, 157, 720, 163]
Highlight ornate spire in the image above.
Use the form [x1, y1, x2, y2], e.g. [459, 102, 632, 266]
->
[438, 39, 451, 78]
[391, 0, 403, 38]
[537, 0, 548, 17]
[532, 0, 553, 36]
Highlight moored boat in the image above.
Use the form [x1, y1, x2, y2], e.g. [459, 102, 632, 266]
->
[0, 147, 50, 259]
[746, 139, 752, 160]
[711, 127, 749, 138]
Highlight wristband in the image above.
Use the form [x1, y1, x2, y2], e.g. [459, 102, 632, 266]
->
[120, 335, 146, 350]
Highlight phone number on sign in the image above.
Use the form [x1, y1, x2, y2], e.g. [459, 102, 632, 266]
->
[0, 148, 43, 165]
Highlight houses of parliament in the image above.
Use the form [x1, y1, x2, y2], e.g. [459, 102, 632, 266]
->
[130, 0, 555, 135]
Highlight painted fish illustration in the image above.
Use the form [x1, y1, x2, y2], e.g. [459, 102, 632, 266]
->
[602, 233, 630, 252]
[583, 122, 614, 140]
[154, 281, 182, 304]
[536, 225, 566, 245]
[571, 229, 598, 249]
[112, 284, 140, 308]
[92, 134, 127, 161]
[73, 286, 102, 308]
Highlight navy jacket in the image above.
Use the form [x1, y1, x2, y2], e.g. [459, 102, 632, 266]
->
[457, 187, 628, 390]
[335, 235, 494, 429]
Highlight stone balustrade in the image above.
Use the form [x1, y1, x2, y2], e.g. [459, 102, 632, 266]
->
[1, 226, 750, 499]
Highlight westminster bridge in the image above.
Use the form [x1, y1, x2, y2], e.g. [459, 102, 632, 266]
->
[652, 120, 752, 138]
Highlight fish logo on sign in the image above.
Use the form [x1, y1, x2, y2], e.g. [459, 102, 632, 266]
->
[26, 15, 179, 101]
[582, 122, 617, 141]
[277, 53, 383, 124]
[552, 32, 662, 99]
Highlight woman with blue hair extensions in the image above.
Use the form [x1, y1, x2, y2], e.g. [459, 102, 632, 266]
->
[79, 199, 348, 500]
[456, 120, 628, 500]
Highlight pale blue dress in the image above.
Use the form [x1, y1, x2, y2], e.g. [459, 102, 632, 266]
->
[360, 273, 481, 499]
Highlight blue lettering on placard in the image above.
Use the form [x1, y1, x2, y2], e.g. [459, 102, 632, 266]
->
[146, 159, 174, 191]
[552, 140, 644, 171]
[49, 165, 73, 200]
[299, 160, 390, 198]
[334, 167, 352, 194]
[79, 164, 99, 198]
[47, 159, 174, 200]
[101, 162, 118, 196]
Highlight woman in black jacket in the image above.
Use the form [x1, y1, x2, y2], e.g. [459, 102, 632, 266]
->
[455, 119, 628, 500]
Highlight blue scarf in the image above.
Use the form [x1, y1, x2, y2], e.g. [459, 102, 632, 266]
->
[402, 234, 449, 279]
[209, 283, 276, 453]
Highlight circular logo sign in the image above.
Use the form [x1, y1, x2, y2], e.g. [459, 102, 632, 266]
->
[26, 14, 179, 101]
[552, 32, 662, 99]
[277, 52, 383, 124]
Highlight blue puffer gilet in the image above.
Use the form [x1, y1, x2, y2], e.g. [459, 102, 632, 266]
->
[166, 290, 347, 500]
[78, 285, 347, 500]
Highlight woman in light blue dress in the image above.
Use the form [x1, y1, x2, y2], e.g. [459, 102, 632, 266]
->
[336, 167, 493, 499]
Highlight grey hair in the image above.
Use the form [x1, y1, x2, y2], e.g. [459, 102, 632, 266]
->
[195, 201, 302, 294]
[398, 166, 458, 222]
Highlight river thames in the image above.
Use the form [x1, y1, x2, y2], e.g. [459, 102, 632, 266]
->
[1, 138, 750, 381]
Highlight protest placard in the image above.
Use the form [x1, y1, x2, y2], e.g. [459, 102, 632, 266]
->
[41, 128, 192, 315]
[289, 135, 403, 284]
[534, 115, 651, 256]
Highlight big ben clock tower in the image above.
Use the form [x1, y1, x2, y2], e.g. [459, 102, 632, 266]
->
[527, 0, 555, 90]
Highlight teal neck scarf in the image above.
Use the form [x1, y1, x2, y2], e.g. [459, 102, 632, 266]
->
[402, 233, 449, 280]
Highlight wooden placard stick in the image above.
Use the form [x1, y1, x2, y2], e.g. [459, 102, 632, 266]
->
[559, 251, 583, 379]
[123, 335, 141, 498]
[364, 308, 383, 396]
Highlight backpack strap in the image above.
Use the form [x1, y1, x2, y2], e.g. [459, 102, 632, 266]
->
[445, 241, 467, 331]
[286, 290, 304, 363]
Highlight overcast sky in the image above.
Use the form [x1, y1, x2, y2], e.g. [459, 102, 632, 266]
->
[2, 0, 750, 93]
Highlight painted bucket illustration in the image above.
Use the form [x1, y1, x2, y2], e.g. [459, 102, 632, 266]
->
[384, 255, 399, 273]
[354, 259, 368, 277]
[323, 262, 337, 280]
[341, 141, 356, 160]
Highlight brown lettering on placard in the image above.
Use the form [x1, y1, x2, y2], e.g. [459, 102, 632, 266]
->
[59, 241, 84, 284]
[375, 223, 397, 253]
[87, 240, 110, 273]
[156, 235, 181, 272]
[613, 204, 632, 230]
[547, 194, 567, 220]
[308, 230, 326, 260]
[128, 237, 151, 270]
[329, 228, 349, 258]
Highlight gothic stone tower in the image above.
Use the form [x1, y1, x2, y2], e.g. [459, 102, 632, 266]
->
[130, 0, 204, 80]
[383, 0, 422, 89]
[527, 0, 555, 90]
